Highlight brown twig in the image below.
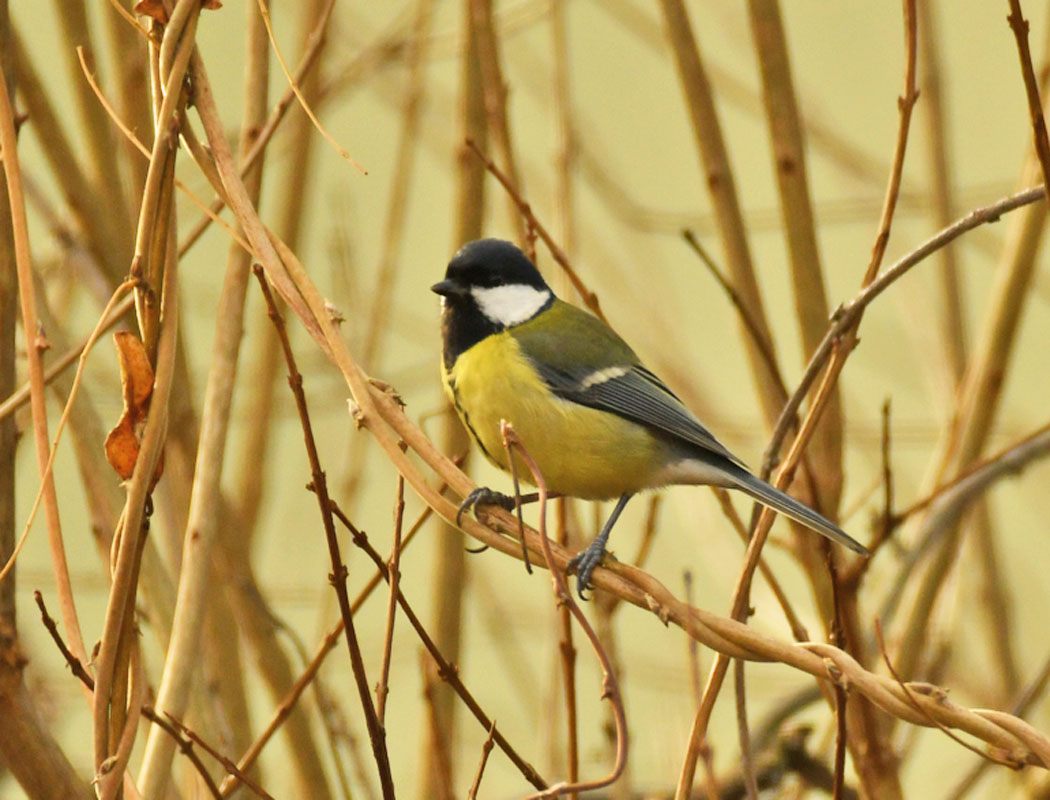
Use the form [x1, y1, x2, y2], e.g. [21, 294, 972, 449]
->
[253, 266, 394, 798]
[164, 714, 274, 800]
[874, 619, 1021, 768]
[733, 659, 759, 800]
[500, 422, 627, 798]
[710, 488, 809, 641]
[682, 230, 784, 393]
[747, 0, 844, 519]
[657, 0, 787, 428]
[33, 591, 229, 799]
[375, 475, 406, 724]
[466, 720, 498, 800]
[0, 51, 86, 664]
[1006, 0, 1050, 194]
[892, 418, 1050, 527]
[219, 501, 436, 796]
[469, 0, 527, 245]
[253, 0, 365, 173]
[948, 651, 1050, 798]
[328, 499, 549, 791]
[466, 137, 605, 320]
[760, 179, 1041, 481]
[0, 293, 134, 422]
[555, 499, 579, 796]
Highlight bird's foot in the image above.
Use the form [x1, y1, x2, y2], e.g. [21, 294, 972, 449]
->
[567, 539, 609, 601]
[456, 487, 516, 526]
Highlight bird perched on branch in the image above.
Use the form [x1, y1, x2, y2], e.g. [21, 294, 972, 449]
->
[434, 239, 868, 597]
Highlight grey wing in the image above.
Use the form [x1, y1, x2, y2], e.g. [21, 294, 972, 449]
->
[533, 361, 747, 469]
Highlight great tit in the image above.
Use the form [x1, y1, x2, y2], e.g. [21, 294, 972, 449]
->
[433, 238, 868, 597]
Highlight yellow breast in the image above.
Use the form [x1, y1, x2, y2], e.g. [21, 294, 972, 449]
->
[443, 331, 665, 500]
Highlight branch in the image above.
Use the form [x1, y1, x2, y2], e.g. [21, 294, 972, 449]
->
[499, 423, 626, 798]
[1006, 0, 1050, 194]
[466, 137, 605, 320]
[253, 267, 394, 798]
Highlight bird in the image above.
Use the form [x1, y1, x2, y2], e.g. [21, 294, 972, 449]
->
[432, 238, 868, 597]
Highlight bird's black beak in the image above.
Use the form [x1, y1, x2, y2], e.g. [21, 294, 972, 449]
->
[431, 279, 468, 297]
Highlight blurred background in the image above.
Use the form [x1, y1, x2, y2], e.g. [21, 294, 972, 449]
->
[3, 0, 1050, 797]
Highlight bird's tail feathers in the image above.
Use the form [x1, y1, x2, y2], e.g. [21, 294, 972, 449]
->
[725, 467, 869, 556]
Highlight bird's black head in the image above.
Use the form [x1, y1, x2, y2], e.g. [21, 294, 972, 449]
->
[433, 239, 554, 366]
[432, 239, 550, 296]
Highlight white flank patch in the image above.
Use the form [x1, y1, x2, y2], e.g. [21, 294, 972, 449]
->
[472, 284, 551, 326]
[579, 366, 629, 389]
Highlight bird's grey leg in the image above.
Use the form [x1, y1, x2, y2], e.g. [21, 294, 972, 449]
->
[568, 493, 633, 599]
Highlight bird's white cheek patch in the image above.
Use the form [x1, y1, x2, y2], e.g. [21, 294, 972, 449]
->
[472, 284, 551, 326]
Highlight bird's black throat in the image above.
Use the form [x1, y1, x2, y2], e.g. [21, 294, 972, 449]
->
[440, 296, 502, 368]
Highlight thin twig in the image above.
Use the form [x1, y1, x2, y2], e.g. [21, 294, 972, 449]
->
[253, 0, 366, 173]
[466, 720, 498, 800]
[874, 620, 1021, 768]
[327, 499, 549, 791]
[0, 53, 86, 662]
[466, 137, 605, 320]
[733, 659, 759, 800]
[33, 592, 229, 799]
[375, 475, 406, 724]
[556, 500, 578, 796]
[500, 422, 627, 798]
[219, 501, 436, 796]
[761, 179, 1045, 480]
[0, 293, 134, 422]
[1006, 0, 1050, 193]
[682, 230, 783, 393]
[253, 267, 394, 798]
[164, 715, 275, 800]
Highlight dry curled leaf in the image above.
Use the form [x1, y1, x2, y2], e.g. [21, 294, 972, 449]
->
[104, 331, 163, 485]
[133, 0, 169, 24]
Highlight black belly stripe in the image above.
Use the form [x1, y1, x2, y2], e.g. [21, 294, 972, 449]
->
[448, 374, 498, 464]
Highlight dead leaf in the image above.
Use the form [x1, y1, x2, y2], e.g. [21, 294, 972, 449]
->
[104, 332, 163, 485]
[133, 0, 169, 24]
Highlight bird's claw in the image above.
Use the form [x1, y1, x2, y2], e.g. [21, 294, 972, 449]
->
[567, 540, 608, 601]
[456, 487, 516, 526]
